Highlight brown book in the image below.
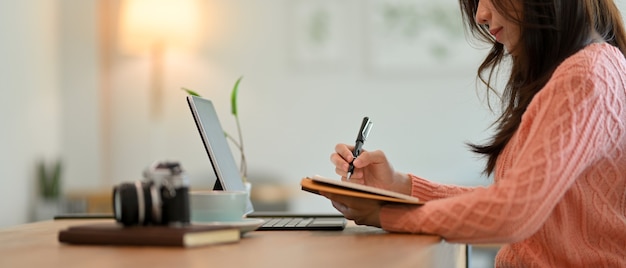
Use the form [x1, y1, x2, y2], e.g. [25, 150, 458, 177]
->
[301, 175, 424, 205]
[58, 222, 240, 247]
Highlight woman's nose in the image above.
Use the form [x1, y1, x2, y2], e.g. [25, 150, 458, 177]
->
[475, 0, 490, 25]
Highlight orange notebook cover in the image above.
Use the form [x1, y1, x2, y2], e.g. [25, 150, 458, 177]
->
[300, 175, 424, 205]
[58, 222, 240, 248]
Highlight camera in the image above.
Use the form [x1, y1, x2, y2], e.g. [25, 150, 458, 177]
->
[112, 161, 190, 226]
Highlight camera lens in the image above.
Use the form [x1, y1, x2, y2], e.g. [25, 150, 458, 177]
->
[112, 181, 156, 226]
[112, 161, 191, 226]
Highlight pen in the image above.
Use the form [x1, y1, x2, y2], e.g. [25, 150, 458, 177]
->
[346, 117, 373, 181]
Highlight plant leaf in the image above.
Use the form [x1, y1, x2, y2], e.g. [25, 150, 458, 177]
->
[230, 76, 243, 116]
[181, 87, 201, 97]
[37, 160, 47, 197]
[51, 160, 62, 198]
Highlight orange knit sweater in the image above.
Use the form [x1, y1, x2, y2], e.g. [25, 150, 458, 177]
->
[380, 43, 626, 267]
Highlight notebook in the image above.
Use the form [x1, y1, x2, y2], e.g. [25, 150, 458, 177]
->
[301, 175, 423, 205]
[186, 95, 346, 231]
[58, 222, 240, 247]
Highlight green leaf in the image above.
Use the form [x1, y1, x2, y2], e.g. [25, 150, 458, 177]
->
[230, 76, 243, 116]
[37, 160, 47, 197]
[37, 159, 62, 199]
[181, 87, 201, 97]
[51, 160, 62, 198]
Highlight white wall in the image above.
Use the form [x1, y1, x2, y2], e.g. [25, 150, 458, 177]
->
[0, 1, 60, 227]
[58, 0, 103, 192]
[1, 0, 502, 227]
[106, 0, 495, 213]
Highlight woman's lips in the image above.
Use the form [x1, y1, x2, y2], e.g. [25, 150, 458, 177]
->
[490, 28, 502, 41]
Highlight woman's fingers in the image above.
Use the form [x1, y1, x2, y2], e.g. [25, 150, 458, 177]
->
[330, 200, 349, 214]
[338, 143, 356, 160]
[321, 192, 382, 226]
[331, 143, 356, 176]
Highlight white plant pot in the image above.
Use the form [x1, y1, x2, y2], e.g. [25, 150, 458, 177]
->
[34, 199, 61, 221]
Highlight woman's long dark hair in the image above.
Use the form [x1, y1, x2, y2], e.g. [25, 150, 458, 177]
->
[460, 0, 626, 175]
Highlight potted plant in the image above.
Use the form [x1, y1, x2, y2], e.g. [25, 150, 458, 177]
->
[34, 159, 62, 220]
[182, 76, 248, 184]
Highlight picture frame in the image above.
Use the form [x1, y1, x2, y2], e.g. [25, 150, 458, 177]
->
[364, 0, 484, 75]
[287, 0, 350, 70]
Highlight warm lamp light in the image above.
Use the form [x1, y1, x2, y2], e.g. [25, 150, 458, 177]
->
[119, 0, 201, 54]
[118, 0, 203, 118]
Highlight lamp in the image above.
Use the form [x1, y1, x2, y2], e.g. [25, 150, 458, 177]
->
[118, 0, 202, 118]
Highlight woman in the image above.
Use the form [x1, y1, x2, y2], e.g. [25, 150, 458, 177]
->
[322, 0, 626, 267]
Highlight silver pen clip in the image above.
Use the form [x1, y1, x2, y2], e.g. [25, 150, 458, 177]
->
[361, 121, 373, 141]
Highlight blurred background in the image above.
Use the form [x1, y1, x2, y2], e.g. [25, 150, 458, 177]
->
[4, 0, 537, 228]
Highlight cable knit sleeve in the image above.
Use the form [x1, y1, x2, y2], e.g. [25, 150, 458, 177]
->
[409, 174, 482, 201]
[380, 45, 626, 244]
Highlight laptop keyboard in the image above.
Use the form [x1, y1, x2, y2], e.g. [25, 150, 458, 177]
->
[247, 214, 347, 231]
[263, 217, 313, 228]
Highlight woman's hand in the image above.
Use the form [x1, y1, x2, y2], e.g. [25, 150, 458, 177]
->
[330, 143, 411, 195]
[320, 192, 382, 227]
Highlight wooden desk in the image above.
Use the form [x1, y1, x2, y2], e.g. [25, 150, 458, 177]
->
[0, 219, 465, 268]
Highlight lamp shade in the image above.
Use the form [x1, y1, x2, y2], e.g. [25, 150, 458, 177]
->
[118, 0, 202, 54]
